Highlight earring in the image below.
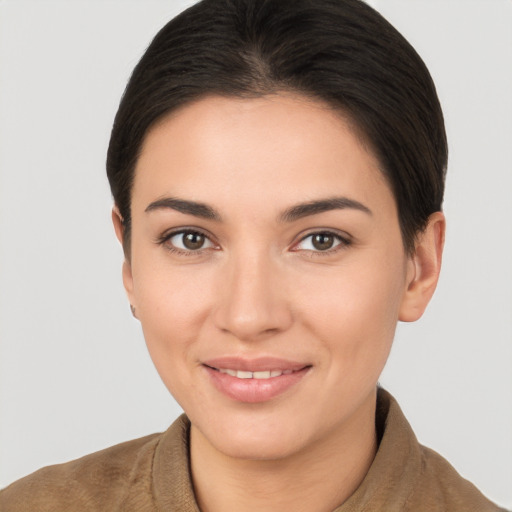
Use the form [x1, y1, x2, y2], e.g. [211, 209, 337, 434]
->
[130, 304, 137, 318]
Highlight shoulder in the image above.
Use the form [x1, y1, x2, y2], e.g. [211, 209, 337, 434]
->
[408, 442, 506, 511]
[373, 389, 506, 512]
[0, 432, 161, 512]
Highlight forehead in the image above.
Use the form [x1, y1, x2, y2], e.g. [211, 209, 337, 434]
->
[133, 94, 394, 218]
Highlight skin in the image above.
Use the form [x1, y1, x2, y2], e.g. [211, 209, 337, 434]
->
[113, 93, 445, 512]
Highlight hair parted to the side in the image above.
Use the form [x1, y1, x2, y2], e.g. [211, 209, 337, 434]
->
[106, 0, 447, 255]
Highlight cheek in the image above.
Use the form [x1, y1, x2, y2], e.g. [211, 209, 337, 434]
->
[134, 249, 215, 326]
[296, 256, 407, 370]
[132, 262, 215, 386]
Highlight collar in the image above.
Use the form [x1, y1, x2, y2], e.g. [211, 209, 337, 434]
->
[151, 389, 424, 511]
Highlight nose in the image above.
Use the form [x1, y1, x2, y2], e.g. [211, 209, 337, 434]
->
[212, 251, 293, 342]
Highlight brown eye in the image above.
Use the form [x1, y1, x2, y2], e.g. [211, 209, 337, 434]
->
[167, 230, 214, 252]
[294, 231, 349, 253]
[183, 232, 205, 250]
[312, 233, 335, 251]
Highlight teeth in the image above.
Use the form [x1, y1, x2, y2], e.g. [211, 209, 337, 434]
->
[218, 368, 287, 379]
[253, 371, 271, 379]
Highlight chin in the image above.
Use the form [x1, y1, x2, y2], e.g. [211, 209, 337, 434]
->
[193, 408, 315, 461]
[214, 430, 306, 461]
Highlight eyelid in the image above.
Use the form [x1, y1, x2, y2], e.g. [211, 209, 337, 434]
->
[156, 226, 219, 254]
[155, 227, 351, 256]
[291, 229, 352, 253]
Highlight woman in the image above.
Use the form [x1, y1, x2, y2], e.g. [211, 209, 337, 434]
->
[0, 0, 508, 510]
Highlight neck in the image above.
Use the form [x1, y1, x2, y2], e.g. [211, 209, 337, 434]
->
[190, 389, 378, 512]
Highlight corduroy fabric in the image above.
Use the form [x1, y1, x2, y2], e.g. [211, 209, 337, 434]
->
[0, 389, 506, 511]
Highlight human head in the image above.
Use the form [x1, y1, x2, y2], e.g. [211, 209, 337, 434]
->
[106, 0, 447, 256]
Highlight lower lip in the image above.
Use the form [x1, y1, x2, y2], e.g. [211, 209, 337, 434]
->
[204, 366, 310, 403]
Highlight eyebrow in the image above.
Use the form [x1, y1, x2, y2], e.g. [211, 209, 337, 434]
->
[279, 197, 372, 222]
[144, 195, 372, 222]
[145, 197, 222, 221]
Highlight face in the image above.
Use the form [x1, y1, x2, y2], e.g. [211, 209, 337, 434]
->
[121, 94, 417, 460]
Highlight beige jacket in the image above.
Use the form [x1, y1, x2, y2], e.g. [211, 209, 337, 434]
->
[0, 389, 506, 511]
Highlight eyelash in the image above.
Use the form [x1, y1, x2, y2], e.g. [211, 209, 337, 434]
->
[292, 231, 352, 256]
[156, 229, 352, 256]
[156, 228, 217, 256]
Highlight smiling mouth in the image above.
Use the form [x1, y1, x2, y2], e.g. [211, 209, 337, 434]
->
[203, 361, 311, 402]
[206, 366, 305, 379]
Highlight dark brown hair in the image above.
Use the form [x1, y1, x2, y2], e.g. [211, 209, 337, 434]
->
[106, 0, 447, 254]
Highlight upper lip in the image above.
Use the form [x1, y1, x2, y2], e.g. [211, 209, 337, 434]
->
[202, 356, 310, 372]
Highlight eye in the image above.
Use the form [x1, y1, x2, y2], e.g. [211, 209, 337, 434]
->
[160, 229, 216, 253]
[294, 231, 350, 253]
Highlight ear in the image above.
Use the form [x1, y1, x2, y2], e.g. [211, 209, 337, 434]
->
[399, 211, 445, 322]
[111, 207, 136, 310]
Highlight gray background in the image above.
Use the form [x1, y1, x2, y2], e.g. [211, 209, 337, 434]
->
[0, 0, 511, 507]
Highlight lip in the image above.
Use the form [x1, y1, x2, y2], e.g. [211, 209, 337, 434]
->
[203, 356, 308, 373]
[202, 357, 311, 403]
